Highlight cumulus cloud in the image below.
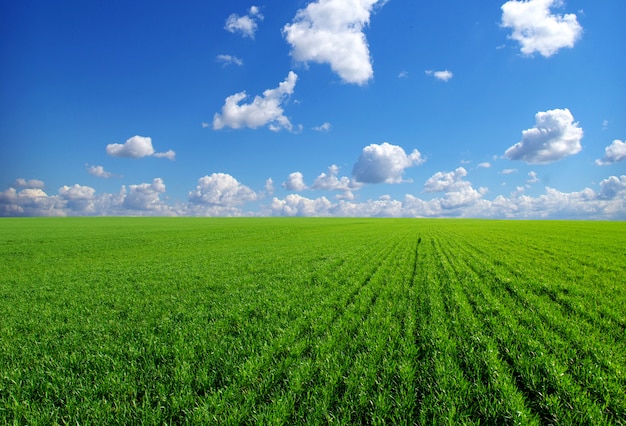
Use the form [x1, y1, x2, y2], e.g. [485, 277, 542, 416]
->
[122, 178, 168, 211]
[213, 72, 298, 131]
[188, 173, 257, 207]
[425, 70, 453, 82]
[86, 165, 114, 178]
[311, 165, 360, 199]
[423, 167, 488, 209]
[106, 135, 176, 160]
[477, 162, 491, 169]
[598, 175, 626, 199]
[501, 0, 582, 57]
[2, 173, 626, 219]
[269, 194, 333, 217]
[59, 184, 97, 213]
[0, 187, 63, 216]
[282, 172, 307, 191]
[263, 178, 274, 197]
[504, 108, 583, 164]
[224, 5, 263, 39]
[13, 178, 45, 189]
[595, 140, 626, 166]
[352, 142, 424, 184]
[216, 54, 243, 66]
[283, 0, 386, 85]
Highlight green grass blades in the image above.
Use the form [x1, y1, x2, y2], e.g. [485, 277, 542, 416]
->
[0, 218, 625, 424]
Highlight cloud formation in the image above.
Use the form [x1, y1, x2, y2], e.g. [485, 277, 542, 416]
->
[423, 167, 488, 209]
[123, 178, 168, 211]
[504, 108, 583, 164]
[106, 135, 175, 160]
[501, 0, 582, 57]
[224, 5, 263, 39]
[352, 142, 424, 184]
[86, 165, 113, 178]
[311, 165, 360, 199]
[213, 72, 298, 131]
[595, 140, 626, 166]
[2, 172, 626, 220]
[282, 172, 307, 191]
[283, 0, 386, 85]
[188, 173, 257, 207]
[14, 178, 45, 189]
[425, 70, 453, 82]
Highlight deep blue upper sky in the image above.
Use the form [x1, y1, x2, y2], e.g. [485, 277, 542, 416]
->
[1, 0, 625, 218]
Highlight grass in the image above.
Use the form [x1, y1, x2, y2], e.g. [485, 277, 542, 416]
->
[0, 217, 625, 424]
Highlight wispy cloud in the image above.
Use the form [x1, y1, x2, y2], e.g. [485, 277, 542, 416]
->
[425, 69, 453, 82]
[216, 54, 243, 67]
[313, 122, 331, 132]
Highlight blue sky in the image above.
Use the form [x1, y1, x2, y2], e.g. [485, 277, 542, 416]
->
[1, 0, 625, 218]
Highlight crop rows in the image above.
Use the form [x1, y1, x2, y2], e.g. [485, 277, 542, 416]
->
[0, 218, 625, 424]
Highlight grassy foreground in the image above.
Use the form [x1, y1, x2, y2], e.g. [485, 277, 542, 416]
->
[0, 218, 625, 424]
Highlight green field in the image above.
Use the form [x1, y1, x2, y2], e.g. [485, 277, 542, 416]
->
[1, 218, 625, 424]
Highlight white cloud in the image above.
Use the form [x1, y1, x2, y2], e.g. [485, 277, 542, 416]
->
[595, 140, 626, 166]
[504, 108, 583, 164]
[86, 165, 113, 178]
[216, 54, 243, 66]
[311, 164, 361, 199]
[188, 173, 257, 207]
[500, 168, 518, 174]
[123, 178, 168, 211]
[213, 72, 298, 131]
[598, 175, 626, 199]
[527, 171, 539, 184]
[13, 178, 45, 189]
[501, 0, 582, 57]
[313, 122, 332, 132]
[106, 135, 175, 160]
[352, 142, 425, 184]
[283, 0, 386, 85]
[424, 167, 469, 192]
[425, 69, 453, 82]
[282, 172, 307, 191]
[263, 178, 274, 197]
[477, 162, 491, 169]
[225, 6, 263, 39]
[0, 187, 63, 216]
[423, 167, 487, 209]
[269, 194, 333, 217]
[398, 71, 409, 78]
[59, 184, 97, 213]
[153, 150, 176, 161]
[2, 173, 626, 220]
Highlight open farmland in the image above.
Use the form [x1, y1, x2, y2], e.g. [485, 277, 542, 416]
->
[0, 218, 625, 424]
